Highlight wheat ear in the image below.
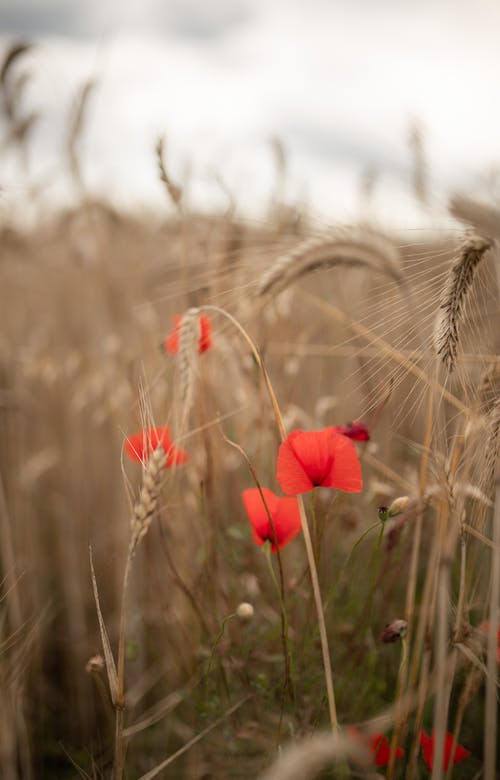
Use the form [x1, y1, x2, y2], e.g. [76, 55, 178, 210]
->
[130, 445, 167, 551]
[114, 444, 167, 778]
[434, 233, 492, 371]
[257, 226, 402, 296]
[177, 307, 200, 427]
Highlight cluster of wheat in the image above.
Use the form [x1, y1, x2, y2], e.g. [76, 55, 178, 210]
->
[0, 41, 499, 780]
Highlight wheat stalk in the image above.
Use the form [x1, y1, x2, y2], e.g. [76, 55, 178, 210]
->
[114, 443, 167, 778]
[156, 136, 182, 209]
[434, 233, 492, 371]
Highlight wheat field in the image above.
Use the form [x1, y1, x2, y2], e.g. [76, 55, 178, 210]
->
[1, 42, 499, 780]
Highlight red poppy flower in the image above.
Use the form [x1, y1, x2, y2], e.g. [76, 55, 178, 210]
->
[334, 420, 370, 441]
[480, 621, 500, 662]
[419, 730, 470, 771]
[163, 314, 212, 354]
[241, 488, 302, 552]
[277, 428, 363, 495]
[125, 426, 189, 467]
[347, 728, 404, 767]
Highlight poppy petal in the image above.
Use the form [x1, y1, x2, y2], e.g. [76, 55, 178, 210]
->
[164, 316, 183, 354]
[198, 314, 212, 352]
[273, 497, 303, 549]
[277, 428, 362, 495]
[242, 488, 301, 552]
[125, 426, 189, 468]
[370, 735, 404, 767]
[371, 735, 390, 766]
[164, 314, 212, 355]
[347, 729, 404, 768]
[443, 732, 470, 768]
[124, 431, 147, 462]
[419, 730, 471, 771]
[242, 488, 278, 547]
[277, 432, 315, 494]
[335, 421, 370, 441]
[324, 430, 363, 492]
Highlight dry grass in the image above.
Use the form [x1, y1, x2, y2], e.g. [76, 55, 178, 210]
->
[435, 233, 493, 371]
[0, 42, 499, 779]
[0, 198, 497, 778]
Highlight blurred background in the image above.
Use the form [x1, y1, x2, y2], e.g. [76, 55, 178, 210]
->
[1, 3, 499, 778]
[1, 0, 500, 226]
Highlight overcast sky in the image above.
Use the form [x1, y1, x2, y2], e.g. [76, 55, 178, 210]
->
[1, 0, 500, 226]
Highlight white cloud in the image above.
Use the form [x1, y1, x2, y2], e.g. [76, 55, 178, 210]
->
[1, 1, 499, 225]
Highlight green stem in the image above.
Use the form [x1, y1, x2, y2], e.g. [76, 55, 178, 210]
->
[205, 613, 236, 697]
[200, 306, 336, 729]
[263, 545, 295, 702]
[322, 520, 382, 617]
[365, 521, 385, 625]
[344, 520, 381, 570]
[309, 491, 319, 563]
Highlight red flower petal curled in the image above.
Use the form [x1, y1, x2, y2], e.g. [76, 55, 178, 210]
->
[242, 488, 301, 552]
[163, 314, 212, 355]
[347, 729, 404, 767]
[125, 426, 189, 467]
[277, 428, 362, 495]
[198, 314, 212, 352]
[370, 734, 404, 767]
[334, 420, 370, 441]
[419, 730, 470, 771]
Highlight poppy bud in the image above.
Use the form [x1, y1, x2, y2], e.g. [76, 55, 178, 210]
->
[381, 619, 408, 643]
[86, 654, 105, 674]
[236, 602, 254, 621]
[388, 496, 410, 517]
[378, 506, 389, 523]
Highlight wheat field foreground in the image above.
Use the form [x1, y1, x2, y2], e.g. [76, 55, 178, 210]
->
[1, 157, 499, 777]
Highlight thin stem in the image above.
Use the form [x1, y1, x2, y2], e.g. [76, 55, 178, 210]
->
[388, 380, 434, 779]
[406, 650, 431, 780]
[485, 481, 500, 778]
[199, 305, 286, 440]
[446, 667, 482, 780]
[263, 544, 296, 717]
[343, 520, 381, 570]
[114, 545, 134, 780]
[431, 499, 451, 780]
[297, 496, 338, 731]
[309, 490, 319, 566]
[202, 305, 337, 730]
[205, 612, 236, 693]
[453, 535, 467, 643]
[367, 522, 384, 622]
[217, 426, 294, 700]
[398, 637, 408, 685]
[350, 520, 386, 640]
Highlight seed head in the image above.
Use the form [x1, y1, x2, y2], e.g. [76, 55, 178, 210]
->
[388, 496, 410, 517]
[236, 602, 254, 621]
[381, 619, 408, 643]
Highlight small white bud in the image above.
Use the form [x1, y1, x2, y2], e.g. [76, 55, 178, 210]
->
[86, 654, 105, 674]
[236, 602, 254, 621]
[388, 496, 410, 517]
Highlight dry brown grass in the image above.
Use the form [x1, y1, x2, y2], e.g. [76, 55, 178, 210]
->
[0, 199, 497, 778]
[0, 40, 498, 776]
